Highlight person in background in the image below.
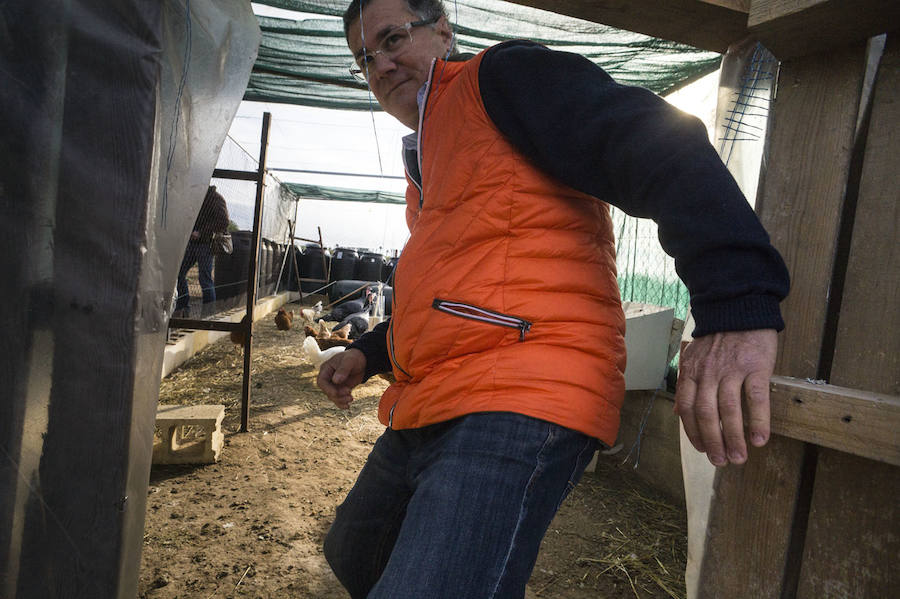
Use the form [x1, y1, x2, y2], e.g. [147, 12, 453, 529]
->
[316, 1, 791, 597]
[175, 185, 229, 316]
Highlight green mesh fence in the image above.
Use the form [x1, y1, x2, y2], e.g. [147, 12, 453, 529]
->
[612, 207, 690, 322]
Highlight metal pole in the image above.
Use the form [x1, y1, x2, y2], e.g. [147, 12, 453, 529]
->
[239, 111, 271, 432]
[318, 226, 329, 283]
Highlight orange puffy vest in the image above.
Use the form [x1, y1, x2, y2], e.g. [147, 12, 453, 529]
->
[380, 52, 626, 445]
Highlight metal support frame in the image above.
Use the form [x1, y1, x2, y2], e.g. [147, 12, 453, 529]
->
[167, 111, 272, 433]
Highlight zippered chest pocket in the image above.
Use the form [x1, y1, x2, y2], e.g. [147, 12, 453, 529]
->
[432, 299, 532, 341]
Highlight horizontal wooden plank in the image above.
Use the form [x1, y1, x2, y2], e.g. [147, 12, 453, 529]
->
[167, 318, 244, 332]
[768, 375, 900, 466]
[212, 168, 259, 181]
[506, 0, 749, 53]
[748, 0, 900, 59]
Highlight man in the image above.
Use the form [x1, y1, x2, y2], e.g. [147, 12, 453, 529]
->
[317, 1, 790, 597]
[175, 185, 229, 315]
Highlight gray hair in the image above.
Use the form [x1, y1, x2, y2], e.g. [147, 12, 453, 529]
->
[343, 0, 449, 39]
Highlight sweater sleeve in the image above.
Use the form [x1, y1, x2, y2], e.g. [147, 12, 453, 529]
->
[478, 41, 789, 337]
[348, 319, 393, 381]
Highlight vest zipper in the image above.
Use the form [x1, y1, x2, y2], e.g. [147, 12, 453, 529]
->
[432, 299, 533, 341]
[415, 59, 436, 209]
[388, 61, 439, 429]
[402, 153, 422, 209]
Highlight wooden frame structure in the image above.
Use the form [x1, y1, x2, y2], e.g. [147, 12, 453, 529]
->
[509, 1, 899, 596]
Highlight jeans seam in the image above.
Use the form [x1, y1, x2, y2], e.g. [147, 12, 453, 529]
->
[555, 438, 594, 512]
[488, 425, 554, 599]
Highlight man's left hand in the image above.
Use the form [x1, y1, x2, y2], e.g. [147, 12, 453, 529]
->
[674, 329, 778, 466]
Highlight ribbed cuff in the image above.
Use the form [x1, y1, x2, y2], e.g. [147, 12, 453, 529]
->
[691, 294, 785, 338]
[348, 320, 392, 381]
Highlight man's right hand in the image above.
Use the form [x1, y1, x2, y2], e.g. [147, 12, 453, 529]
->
[316, 348, 367, 410]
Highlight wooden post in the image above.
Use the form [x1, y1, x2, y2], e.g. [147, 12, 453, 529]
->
[794, 35, 900, 599]
[697, 42, 868, 598]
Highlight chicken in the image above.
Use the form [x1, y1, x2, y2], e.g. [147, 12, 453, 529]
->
[303, 324, 318, 338]
[275, 307, 294, 331]
[301, 335, 346, 368]
[230, 315, 250, 346]
[318, 320, 331, 339]
[331, 311, 370, 340]
[330, 323, 352, 340]
[300, 301, 323, 324]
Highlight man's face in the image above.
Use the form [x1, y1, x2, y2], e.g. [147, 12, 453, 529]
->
[347, 0, 452, 130]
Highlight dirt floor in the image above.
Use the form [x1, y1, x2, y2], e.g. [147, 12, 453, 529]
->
[140, 302, 687, 599]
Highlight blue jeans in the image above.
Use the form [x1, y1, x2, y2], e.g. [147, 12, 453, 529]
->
[175, 241, 215, 310]
[323, 412, 598, 599]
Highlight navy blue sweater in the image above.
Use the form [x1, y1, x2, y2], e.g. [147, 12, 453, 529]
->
[351, 41, 790, 380]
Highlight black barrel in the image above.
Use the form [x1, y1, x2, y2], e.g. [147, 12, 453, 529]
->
[215, 230, 252, 301]
[330, 247, 358, 283]
[300, 244, 330, 293]
[272, 243, 285, 287]
[265, 240, 275, 284]
[381, 255, 399, 283]
[356, 251, 385, 282]
[281, 244, 302, 291]
[259, 239, 273, 294]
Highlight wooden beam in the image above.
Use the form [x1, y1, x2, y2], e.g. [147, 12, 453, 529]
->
[212, 168, 258, 181]
[748, 0, 900, 59]
[505, 1, 749, 53]
[768, 376, 900, 466]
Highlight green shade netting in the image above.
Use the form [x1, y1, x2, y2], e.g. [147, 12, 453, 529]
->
[284, 182, 407, 204]
[249, 0, 721, 109]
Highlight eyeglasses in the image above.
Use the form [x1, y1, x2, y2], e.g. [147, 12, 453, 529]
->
[349, 16, 440, 82]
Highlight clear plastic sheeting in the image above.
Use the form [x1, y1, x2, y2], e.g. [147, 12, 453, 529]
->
[247, 0, 722, 109]
[714, 40, 778, 207]
[0, 0, 259, 597]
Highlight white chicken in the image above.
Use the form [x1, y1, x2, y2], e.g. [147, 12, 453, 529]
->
[301, 335, 346, 368]
[300, 301, 324, 324]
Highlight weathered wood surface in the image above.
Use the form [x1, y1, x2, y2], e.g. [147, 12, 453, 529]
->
[757, 46, 867, 380]
[696, 44, 867, 599]
[768, 376, 900, 466]
[796, 35, 900, 599]
[797, 450, 900, 598]
[830, 36, 900, 398]
[506, 0, 750, 52]
[698, 437, 808, 599]
[748, 0, 900, 59]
